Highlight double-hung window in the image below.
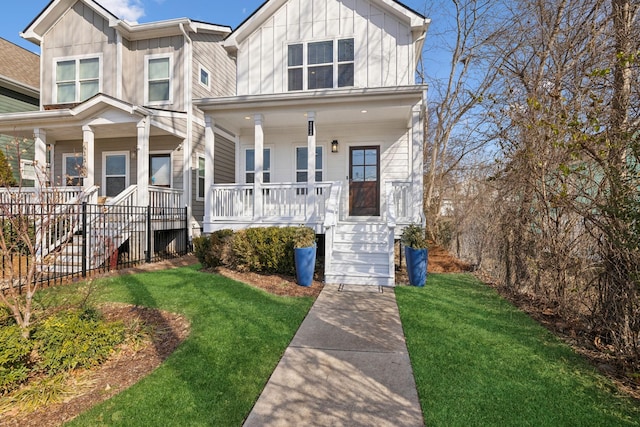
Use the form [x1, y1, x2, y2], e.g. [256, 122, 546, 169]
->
[146, 55, 172, 104]
[103, 152, 129, 197]
[197, 156, 206, 200]
[55, 56, 100, 103]
[295, 146, 323, 182]
[288, 38, 354, 91]
[245, 148, 271, 184]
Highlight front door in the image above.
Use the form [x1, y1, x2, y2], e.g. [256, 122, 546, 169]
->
[349, 146, 380, 216]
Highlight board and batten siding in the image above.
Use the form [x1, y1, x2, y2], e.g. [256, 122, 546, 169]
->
[41, 2, 118, 106]
[236, 0, 414, 95]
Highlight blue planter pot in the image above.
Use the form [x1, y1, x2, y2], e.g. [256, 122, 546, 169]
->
[405, 246, 428, 287]
[295, 245, 316, 287]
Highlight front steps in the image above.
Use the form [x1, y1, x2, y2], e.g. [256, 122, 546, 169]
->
[324, 221, 395, 286]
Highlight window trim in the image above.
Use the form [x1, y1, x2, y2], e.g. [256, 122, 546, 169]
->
[287, 38, 355, 91]
[198, 64, 211, 90]
[149, 151, 173, 188]
[144, 53, 173, 105]
[53, 53, 103, 104]
[197, 154, 206, 201]
[62, 153, 84, 187]
[102, 151, 130, 197]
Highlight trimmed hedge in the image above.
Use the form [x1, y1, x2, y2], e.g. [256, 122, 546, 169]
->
[194, 226, 316, 276]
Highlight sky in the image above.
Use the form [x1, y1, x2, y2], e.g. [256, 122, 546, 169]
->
[2, 0, 432, 54]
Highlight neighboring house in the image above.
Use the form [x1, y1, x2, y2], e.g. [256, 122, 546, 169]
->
[196, 0, 429, 285]
[0, 0, 429, 286]
[0, 37, 40, 185]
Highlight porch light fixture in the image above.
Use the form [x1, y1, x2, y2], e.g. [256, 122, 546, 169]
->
[331, 140, 339, 153]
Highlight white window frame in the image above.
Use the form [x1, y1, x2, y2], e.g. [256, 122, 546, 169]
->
[62, 153, 84, 187]
[20, 159, 36, 182]
[144, 53, 173, 105]
[102, 151, 130, 197]
[53, 53, 103, 104]
[295, 145, 324, 182]
[197, 154, 206, 201]
[149, 150, 173, 188]
[198, 64, 211, 90]
[243, 147, 272, 184]
[287, 38, 355, 91]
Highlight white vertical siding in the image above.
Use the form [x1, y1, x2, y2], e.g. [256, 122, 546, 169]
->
[236, 0, 415, 95]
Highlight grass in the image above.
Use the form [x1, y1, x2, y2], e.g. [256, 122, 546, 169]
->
[396, 273, 640, 426]
[64, 264, 315, 427]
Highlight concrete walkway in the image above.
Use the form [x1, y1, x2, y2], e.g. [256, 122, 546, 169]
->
[243, 284, 424, 427]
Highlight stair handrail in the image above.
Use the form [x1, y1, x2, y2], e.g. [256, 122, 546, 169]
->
[36, 185, 100, 261]
[323, 181, 342, 228]
[385, 181, 397, 228]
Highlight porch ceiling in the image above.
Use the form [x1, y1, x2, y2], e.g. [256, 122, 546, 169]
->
[197, 86, 426, 133]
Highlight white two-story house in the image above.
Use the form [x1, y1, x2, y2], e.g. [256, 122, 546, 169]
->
[197, 0, 429, 285]
[0, 0, 429, 286]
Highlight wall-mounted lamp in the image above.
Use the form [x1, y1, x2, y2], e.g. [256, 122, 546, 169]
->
[331, 140, 339, 153]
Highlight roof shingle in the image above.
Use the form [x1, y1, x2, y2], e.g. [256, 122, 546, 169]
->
[0, 38, 39, 90]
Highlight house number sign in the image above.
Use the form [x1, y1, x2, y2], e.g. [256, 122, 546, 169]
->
[308, 120, 314, 136]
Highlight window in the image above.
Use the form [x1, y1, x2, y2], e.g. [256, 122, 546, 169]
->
[245, 148, 271, 184]
[146, 55, 172, 104]
[296, 146, 323, 182]
[103, 152, 129, 197]
[199, 65, 210, 89]
[197, 156, 205, 200]
[287, 38, 354, 91]
[55, 56, 100, 103]
[150, 153, 171, 187]
[63, 154, 84, 186]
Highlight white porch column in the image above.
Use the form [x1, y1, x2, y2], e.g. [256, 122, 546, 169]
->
[411, 102, 425, 224]
[204, 115, 215, 227]
[33, 128, 47, 188]
[306, 112, 316, 220]
[82, 125, 95, 191]
[253, 114, 264, 220]
[137, 118, 150, 206]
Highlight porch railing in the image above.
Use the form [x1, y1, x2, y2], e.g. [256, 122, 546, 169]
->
[149, 186, 183, 215]
[210, 182, 333, 222]
[0, 186, 88, 206]
[387, 181, 414, 225]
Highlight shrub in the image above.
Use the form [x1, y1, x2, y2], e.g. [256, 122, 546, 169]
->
[232, 227, 297, 275]
[293, 226, 316, 248]
[32, 308, 125, 374]
[2, 215, 36, 255]
[193, 229, 234, 268]
[401, 224, 428, 249]
[0, 325, 34, 393]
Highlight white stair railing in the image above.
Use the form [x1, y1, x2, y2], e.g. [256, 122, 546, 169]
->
[323, 181, 342, 276]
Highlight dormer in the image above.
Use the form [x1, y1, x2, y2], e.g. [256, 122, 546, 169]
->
[223, 0, 429, 96]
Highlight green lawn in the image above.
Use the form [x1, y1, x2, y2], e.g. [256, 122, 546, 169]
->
[66, 265, 315, 427]
[396, 273, 640, 426]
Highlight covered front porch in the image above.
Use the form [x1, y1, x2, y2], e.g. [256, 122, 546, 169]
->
[0, 95, 187, 211]
[197, 86, 426, 234]
[196, 86, 426, 286]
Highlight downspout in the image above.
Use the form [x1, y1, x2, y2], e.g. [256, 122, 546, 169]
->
[179, 23, 194, 241]
[116, 31, 123, 99]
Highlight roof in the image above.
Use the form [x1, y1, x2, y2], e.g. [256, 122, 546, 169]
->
[0, 37, 40, 93]
[225, 0, 429, 50]
[22, 0, 231, 45]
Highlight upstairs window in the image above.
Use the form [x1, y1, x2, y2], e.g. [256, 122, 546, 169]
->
[288, 38, 354, 91]
[146, 55, 172, 104]
[55, 56, 100, 103]
[199, 65, 211, 90]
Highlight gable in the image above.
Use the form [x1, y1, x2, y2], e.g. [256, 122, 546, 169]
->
[232, 0, 428, 95]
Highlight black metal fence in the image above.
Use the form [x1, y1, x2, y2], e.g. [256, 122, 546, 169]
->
[1, 202, 188, 291]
